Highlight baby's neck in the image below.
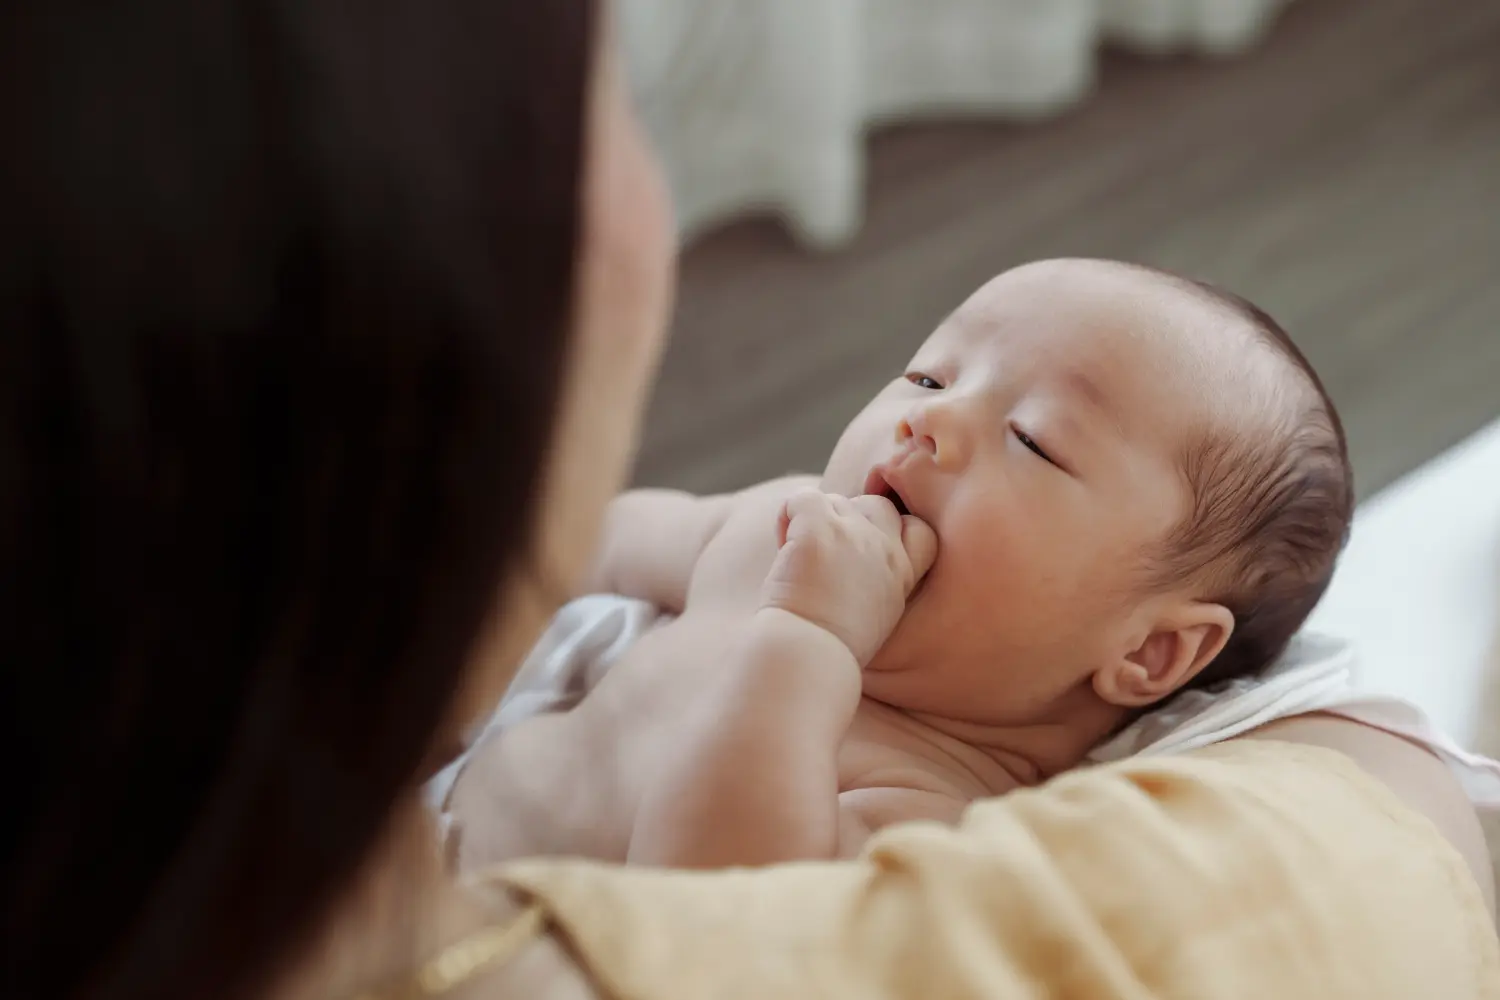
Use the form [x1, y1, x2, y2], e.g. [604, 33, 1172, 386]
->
[860, 694, 1126, 792]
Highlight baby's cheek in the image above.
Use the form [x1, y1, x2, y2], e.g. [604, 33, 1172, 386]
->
[946, 505, 1093, 610]
[822, 417, 887, 492]
[945, 499, 1039, 573]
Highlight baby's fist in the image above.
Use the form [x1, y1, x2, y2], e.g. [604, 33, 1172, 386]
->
[760, 489, 937, 665]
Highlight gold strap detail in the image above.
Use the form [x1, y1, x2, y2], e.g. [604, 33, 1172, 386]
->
[351, 904, 545, 1000]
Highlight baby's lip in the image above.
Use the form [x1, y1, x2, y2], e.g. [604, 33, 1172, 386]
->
[862, 464, 914, 518]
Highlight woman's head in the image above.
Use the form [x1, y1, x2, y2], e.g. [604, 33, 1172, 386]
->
[0, 1, 671, 997]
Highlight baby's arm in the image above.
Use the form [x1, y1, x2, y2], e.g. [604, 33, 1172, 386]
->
[628, 491, 940, 867]
[624, 615, 969, 865]
[587, 489, 734, 611]
[628, 607, 863, 866]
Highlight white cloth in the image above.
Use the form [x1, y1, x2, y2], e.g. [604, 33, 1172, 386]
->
[1303, 417, 1500, 749]
[428, 595, 1500, 819]
[1089, 631, 1500, 807]
[425, 595, 663, 817]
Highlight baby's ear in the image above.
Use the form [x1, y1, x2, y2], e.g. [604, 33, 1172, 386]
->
[1093, 602, 1234, 708]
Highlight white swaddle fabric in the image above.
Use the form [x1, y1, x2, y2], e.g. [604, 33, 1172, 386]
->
[425, 594, 666, 818]
[1089, 631, 1500, 807]
[427, 595, 1500, 819]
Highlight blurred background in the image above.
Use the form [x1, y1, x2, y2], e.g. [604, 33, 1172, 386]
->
[619, 0, 1500, 498]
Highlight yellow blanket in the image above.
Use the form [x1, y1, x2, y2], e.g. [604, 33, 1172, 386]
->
[492, 740, 1499, 999]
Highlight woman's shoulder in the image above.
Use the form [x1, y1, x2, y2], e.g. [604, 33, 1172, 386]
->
[1239, 713, 1495, 919]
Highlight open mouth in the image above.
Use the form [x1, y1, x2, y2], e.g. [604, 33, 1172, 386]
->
[862, 469, 911, 517]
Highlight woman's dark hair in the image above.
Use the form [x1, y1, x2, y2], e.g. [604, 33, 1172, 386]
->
[0, 1, 596, 998]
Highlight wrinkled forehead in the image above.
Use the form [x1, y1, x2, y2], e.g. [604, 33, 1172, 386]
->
[925, 260, 1279, 437]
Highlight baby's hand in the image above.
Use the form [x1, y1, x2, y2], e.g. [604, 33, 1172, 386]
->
[760, 489, 938, 666]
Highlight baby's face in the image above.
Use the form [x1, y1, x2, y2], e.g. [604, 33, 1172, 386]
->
[821, 259, 1256, 723]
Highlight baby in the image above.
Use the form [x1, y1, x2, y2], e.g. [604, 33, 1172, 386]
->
[448, 258, 1354, 869]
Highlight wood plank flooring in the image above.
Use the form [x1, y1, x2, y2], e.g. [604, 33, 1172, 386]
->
[636, 0, 1500, 498]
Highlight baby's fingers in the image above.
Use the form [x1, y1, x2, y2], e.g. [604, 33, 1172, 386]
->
[848, 493, 903, 537]
[900, 516, 939, 587]
[777, 489, 836, 547]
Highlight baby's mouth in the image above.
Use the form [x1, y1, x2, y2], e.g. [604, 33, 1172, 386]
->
[862, 469, 911, 517]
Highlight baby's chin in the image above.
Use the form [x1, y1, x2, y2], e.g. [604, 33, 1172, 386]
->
[856, 665, 906, 710]
[864, 610, 948, 676]
[857, 655, 975, 720]
[862, 647, 903, 675]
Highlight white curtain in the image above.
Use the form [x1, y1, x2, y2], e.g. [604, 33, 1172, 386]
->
[619, 0, 1293, 249]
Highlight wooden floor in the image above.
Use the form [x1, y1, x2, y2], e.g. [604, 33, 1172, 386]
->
[635, 0, 1500, 498]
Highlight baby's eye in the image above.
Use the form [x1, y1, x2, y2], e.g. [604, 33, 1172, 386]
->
[905, 372, 943, 390]
[1012, 426, 1057, 466]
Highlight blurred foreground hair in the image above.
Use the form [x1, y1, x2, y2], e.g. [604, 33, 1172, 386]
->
[0, 1, 596, 997]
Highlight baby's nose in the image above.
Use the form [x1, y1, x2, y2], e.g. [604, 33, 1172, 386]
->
[897, 403, 966, 469]
[896, 417, 937, 456]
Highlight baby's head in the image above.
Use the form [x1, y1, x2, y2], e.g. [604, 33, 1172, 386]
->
[822, 259, 1352, 727]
